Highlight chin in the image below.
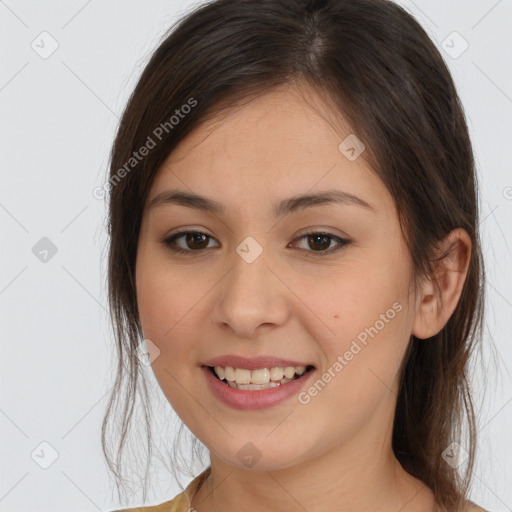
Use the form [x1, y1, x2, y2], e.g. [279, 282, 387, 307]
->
[210, 440, 308, 472]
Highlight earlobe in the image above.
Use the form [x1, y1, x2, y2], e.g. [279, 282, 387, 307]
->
[411, 228, 472, 340]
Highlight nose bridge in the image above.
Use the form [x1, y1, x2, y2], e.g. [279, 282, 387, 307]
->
[213, 234, 289, 334]
[226, 234, 272, 303]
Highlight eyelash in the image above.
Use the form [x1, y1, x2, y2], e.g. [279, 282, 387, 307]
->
[161, 230, 351, 258]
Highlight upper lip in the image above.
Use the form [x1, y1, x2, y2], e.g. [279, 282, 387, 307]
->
[202, 355, 314, 370]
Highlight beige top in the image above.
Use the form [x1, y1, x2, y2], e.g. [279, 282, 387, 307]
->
[111, 468, 488, 512]
[112, 468, 211, 512]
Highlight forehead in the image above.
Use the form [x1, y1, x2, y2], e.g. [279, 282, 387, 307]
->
[168, 85, 354, 165]
[148, 85, 392, 217]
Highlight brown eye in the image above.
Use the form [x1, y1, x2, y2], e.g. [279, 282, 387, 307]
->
[306, 233, 332, 251]
[290, 231, 351, 257]
[162, 230, 219, 253]
[183, 232, 210, 250]
[162, 230, 350, 257]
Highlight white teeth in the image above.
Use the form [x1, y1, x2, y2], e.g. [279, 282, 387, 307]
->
[227, 378, 294, 390]
[284, 366, 296, 379]
[224, 366, 236, 381]
[214, 366, 225, 380]
[234, 368, 251, 384]
[213, 364, 311, 387]
[227, 381, 273, 390]
[269, 367, 284, 381]
[251, 368, 270, 384]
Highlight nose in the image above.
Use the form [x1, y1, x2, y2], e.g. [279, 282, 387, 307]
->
[212, 243, 290, 338]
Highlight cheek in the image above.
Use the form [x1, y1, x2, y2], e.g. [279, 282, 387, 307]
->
[297, 258, 406, 339]
[136, 252, 208, 340]
[135, 262, 203, 416]
[299, 304, 410, 443]
[298, 258, 411, 391]
[135, 255, 219, 397]
[136, 277, 202, 385]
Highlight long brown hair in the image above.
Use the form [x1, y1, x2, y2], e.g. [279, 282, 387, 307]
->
[101, 0, 486, 509]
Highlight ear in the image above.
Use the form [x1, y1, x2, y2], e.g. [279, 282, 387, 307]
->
[411, 228, 472, 340]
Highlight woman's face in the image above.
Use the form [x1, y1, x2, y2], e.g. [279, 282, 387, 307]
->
[135, 84, 421, 471]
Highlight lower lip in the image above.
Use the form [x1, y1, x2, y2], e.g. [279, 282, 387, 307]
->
[201, 366, 316, 410]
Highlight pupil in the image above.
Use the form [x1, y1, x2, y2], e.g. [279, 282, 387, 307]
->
[309, 234, 329, 251]
[187, 233, 208, 249]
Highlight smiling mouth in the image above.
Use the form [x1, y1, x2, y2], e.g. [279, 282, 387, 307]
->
[207, 365, 315, 390]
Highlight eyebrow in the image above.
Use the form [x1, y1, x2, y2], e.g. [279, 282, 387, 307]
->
[147, 188, 375, 217]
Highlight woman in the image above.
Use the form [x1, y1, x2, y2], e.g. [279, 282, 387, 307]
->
[103, 0, 487, 510]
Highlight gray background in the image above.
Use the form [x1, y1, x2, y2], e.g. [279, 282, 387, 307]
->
[1, 0, 511, 510]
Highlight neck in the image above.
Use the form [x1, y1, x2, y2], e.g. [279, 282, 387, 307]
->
[190, 436, 435, 512]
